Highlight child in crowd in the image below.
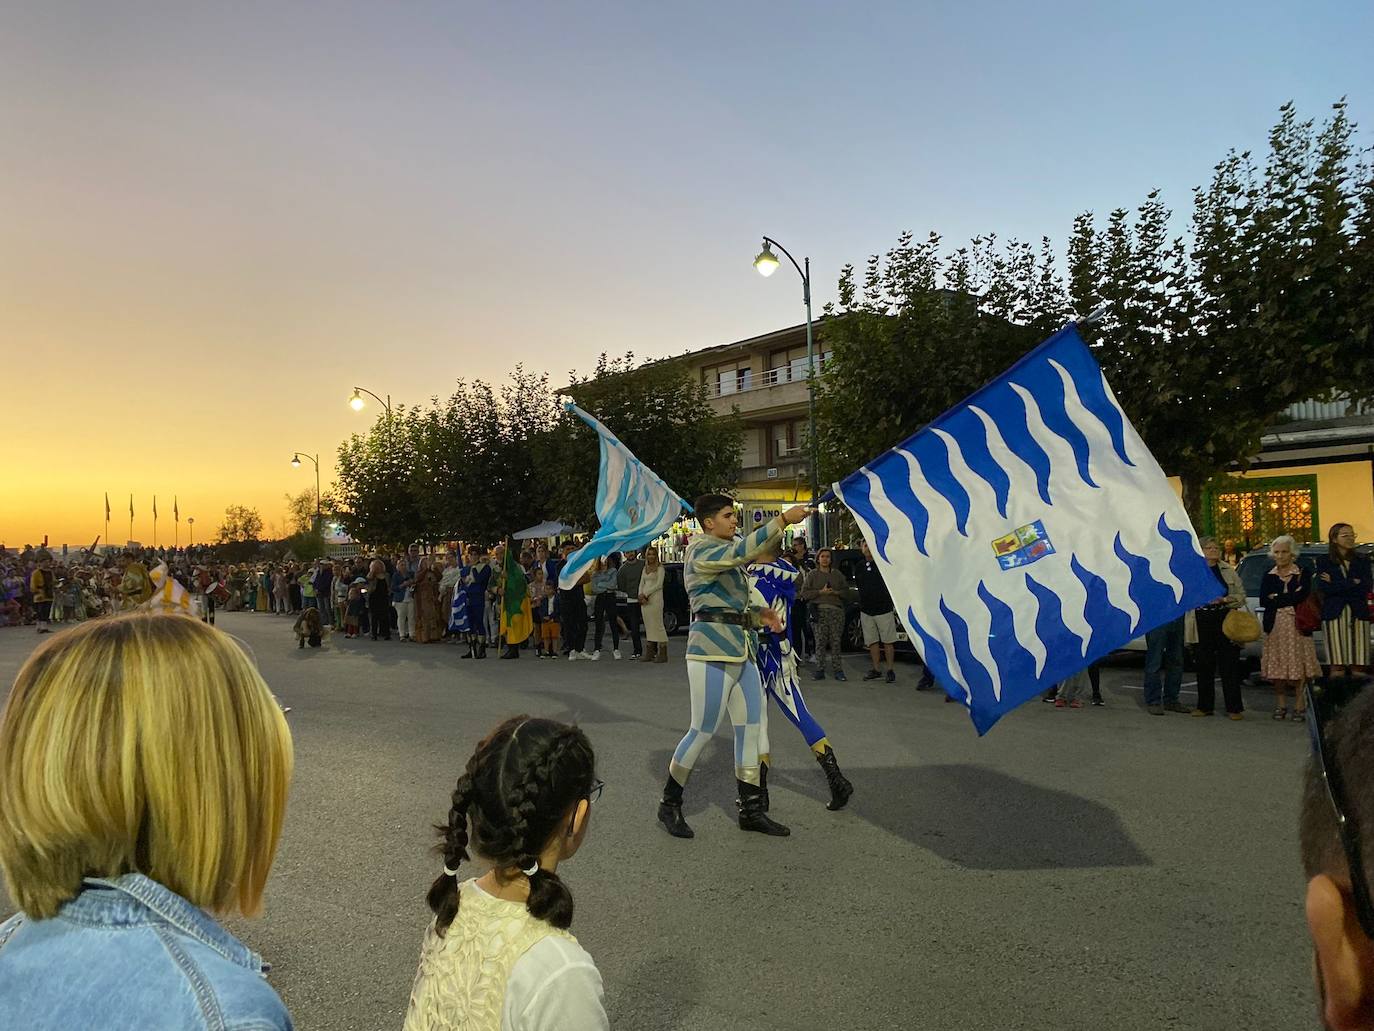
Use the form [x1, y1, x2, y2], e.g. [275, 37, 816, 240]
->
[404, 716, 607, 1030]
[294, 607, 323, 649]
[537, 584, 560, 658]
[344, 583, 365, 639]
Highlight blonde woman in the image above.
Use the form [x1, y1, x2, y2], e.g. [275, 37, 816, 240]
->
[0, 614, 294, 1028]
[638, 547, 669, 662]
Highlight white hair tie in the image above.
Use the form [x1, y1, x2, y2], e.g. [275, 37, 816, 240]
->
[522, 860, 540, 877]
[443, 866, 460, 877]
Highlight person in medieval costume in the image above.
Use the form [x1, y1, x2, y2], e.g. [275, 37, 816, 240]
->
[449, 545, 491, 659]
[656, 495, 810, 840]
[749, 543, 854, 812]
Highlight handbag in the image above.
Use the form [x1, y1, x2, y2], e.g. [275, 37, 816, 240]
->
[1295, 595, 1322, 636]
[1222, 607, 1262, 644]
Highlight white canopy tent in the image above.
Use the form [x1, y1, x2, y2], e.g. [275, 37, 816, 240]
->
[512, 520, 577, 540]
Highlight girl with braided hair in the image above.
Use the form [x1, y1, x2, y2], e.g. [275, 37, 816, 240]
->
[405, 716, 608, 1031]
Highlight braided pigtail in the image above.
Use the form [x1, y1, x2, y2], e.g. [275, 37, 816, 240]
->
[506, 728, 588, 929]
[439, 716, 594, 933]
[426, 772, 475, 935]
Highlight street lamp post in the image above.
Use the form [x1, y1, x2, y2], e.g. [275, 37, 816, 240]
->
[291, 452, 321, 532]
[754, 236, 823, 546]
[186, 517, 194, 547]
[348, 386, 392, 418]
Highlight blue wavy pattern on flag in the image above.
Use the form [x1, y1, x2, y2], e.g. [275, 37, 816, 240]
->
[870, 451, 930, 556]
[1007, 360, 1098, 488]
[1056, 349, 1134, 467]
[977, 582, 1039, 689]
[939, 596, 994, 703]
[842, 472, 892, 561]
[910, 434, 971, 536]
[1113, 534, 1178, 637]
[973, 390, 1053, 505]
[1024, 572, 1085, 659]
[1158, 515, 1213, 606]
[906, 606, 955, 691]
[1070, 555, 1133, 654]
[944, 407, 1011, 517]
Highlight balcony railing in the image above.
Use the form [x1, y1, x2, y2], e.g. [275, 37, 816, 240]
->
[705, 357, 827, 399]
[1281, 397, 1371, 422]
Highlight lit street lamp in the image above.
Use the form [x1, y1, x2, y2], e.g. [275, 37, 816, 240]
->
[186, 517, 194, 546]
[348, 386, 392, 417]
[291, 452, 322, 531]
[754, 236, 822, 546]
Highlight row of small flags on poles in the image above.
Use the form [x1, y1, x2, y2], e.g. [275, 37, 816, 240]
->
[104, 494, 180, 522]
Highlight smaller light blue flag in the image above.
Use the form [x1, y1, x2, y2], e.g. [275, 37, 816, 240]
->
[558, 404, 691, 590]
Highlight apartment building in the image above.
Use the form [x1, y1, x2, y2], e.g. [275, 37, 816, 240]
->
[673, 320, 829, 525]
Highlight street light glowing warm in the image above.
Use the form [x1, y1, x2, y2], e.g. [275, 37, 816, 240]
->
[349, 390, 365, 411]
[754, 244, 780, 277]
[291, 455, 302, 468]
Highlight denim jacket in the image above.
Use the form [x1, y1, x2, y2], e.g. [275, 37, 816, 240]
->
[0, 873, 291, 1030]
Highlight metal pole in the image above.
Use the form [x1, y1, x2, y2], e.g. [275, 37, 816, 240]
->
[314, 453, 321, 532]
[802, 257, 821, 548]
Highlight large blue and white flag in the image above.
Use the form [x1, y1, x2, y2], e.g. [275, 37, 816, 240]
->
[834, 324, 1217, 734]
[558, 403, 691, 590]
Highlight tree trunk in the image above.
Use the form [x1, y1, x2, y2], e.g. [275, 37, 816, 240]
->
[1180, 472, 1207, 532]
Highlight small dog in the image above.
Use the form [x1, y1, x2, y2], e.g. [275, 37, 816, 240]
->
[294, 607, 323, 649]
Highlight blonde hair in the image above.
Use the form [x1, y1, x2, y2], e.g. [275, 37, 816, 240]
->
[0, 613, 293, 919]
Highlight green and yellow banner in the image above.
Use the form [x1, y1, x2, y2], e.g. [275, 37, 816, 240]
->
[500, 542, 533, 645]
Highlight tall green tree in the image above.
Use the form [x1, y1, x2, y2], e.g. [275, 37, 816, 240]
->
[333, 407, 427, 547]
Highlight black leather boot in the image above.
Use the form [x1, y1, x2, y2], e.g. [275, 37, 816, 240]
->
[816, 748, 853, 811]
[475, 639, 487, 659]
[459, 640, 473, 659]
[760, 761, 770, 813]
[657, 776, 694, 839]
[737, 780, 790, 836]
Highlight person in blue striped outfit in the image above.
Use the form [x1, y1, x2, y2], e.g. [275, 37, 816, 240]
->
[750, 547, 854, 812]
[657, 494, 811, 839]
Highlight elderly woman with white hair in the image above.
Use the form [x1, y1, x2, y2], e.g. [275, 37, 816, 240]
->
[1259, 534, 1320, 720]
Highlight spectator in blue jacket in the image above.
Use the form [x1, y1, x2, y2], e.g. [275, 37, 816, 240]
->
[0, 614, 294, 1029]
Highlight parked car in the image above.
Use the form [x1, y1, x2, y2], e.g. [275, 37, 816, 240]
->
[826, 548, 917, 653]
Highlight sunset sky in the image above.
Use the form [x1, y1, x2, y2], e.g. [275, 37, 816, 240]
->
[4, 1, 1372, 547]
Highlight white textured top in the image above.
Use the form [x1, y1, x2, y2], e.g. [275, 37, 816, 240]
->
[404, 879, 608, 1031]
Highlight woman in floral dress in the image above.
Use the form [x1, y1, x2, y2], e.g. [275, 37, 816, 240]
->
[1259, 535, 1321, 720]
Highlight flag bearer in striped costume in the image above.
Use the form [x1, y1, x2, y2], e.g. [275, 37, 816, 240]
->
[749, 546, 854, 812]
[657, 495, 811, 840]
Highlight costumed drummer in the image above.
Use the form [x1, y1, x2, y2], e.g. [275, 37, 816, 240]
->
[657, 495, 810, 839]
[749, 541, 854, 812]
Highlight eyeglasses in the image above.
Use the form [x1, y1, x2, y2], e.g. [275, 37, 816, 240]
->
[1305, 679, 1374, 939]
[587, 778, 605, 804]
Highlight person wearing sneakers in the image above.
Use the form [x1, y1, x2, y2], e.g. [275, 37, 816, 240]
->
[1052, 666, 1092, 709]
[800, 549, 850, 681]
[855, 539, 898, 684]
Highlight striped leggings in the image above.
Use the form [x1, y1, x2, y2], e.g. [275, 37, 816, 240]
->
[670, 659, 765, 787]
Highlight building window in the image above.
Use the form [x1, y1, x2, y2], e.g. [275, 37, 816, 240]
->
[768, 418, 809, 464]
[1202, 474, 1318, 548]
[703, 362, 752, 396]
[768, 346, 830, 384]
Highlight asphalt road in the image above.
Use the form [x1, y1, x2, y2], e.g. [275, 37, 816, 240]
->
[0, 614, 1319, 1030]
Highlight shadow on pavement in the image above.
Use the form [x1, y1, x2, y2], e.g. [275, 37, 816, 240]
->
[606, 952, 705, 1029]
[647, 750, 1151, 871]
[524, 690, 678, 733]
